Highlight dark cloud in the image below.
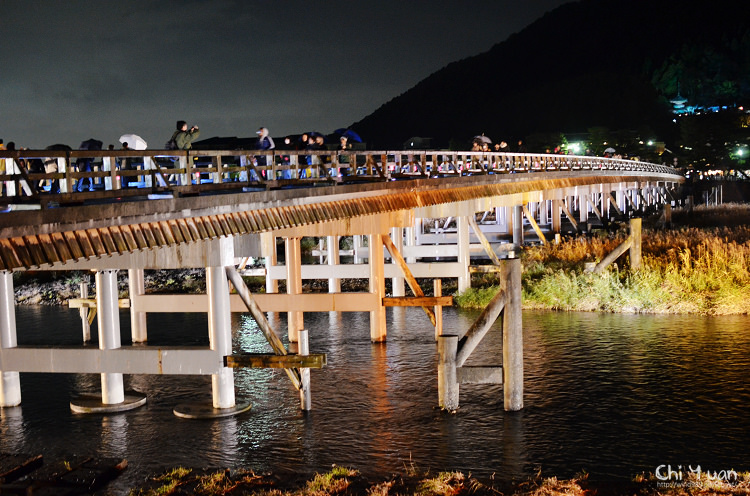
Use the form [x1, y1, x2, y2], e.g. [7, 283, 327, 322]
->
[1, 0, 571, 148]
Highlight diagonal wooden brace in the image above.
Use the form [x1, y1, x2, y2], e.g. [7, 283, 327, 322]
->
[382, 235, 437, 326]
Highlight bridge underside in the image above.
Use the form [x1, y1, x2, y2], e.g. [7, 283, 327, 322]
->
[0, 169, 682, 414]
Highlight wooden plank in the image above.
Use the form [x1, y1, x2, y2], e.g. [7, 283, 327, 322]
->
[68, 298, 130, 309]
[225, 353, 326, 369]
[382, 296, 453, 307]
[0, 453, 44, 482]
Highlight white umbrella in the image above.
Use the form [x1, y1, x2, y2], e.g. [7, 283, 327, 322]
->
[119, 134, 148, 150]
[473, 135, 492, 144]
[604, 147, 616, 154]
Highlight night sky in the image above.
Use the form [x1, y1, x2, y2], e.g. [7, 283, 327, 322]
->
[2, 1, 570, 149]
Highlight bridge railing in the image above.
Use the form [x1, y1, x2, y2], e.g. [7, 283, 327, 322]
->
[0, 149, 680, 205]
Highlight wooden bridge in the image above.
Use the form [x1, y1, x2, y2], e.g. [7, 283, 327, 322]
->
[0, 148, 683, 416]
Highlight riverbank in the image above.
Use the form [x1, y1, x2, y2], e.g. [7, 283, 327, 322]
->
[127, 465, 750, 495]
[11, 204, 750, 315]
[458, 203, 750, 315]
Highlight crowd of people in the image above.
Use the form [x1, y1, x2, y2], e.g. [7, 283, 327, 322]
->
[2, 124, 640, 196]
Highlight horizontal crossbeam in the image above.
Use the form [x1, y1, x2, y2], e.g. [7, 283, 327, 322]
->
[382, 296, 453, 307]
[224, 353, 327, 369]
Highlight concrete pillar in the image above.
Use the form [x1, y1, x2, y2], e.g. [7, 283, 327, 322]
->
[368, 234, 387, 342]
[579, 195, 588, 225]
[298, 329, 311, 411]
[457, 216, 471, 293]
[438, 334, 459, 411]
[128, 269, 147, 343]
[96, 270, 124, 405]
[79, 279, 91, 342]
[512, 205, 523, 246]
[390, 227, 405, 297]
[503, 259, 523, 411]
[601, 190, 609, 221]
[0, 271, 21, 407]
[404, 225, 416, 264]
[264, 235, 278, 294]
[206, 266, 235, 410]
[551, 199, 562, 234]
[504, 206, 513, 235]
[327, 236, 341, 293]
[353, 235, 364, 264]
[285, 237, 304, 343]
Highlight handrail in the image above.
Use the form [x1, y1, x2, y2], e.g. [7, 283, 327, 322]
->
[0, 149, 682, 207]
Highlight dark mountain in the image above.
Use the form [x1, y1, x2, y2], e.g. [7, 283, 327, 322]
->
[350, 0, 750, 150]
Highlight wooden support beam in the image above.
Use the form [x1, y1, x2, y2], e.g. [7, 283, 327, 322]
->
[560, 200, 579, 231]
[225, 266, 301, 389]
[585, 194, 605, 225]
[608, 192, 623, 216]
[383, 296, 453, 307]
[467, 216, 502, 264]
[591, 236, 633, 274]
[456, 286, 506, 367]
[224, 353, 326, 369]
[382, 234, 437, 326]
[469, 265, 503, 273]
[68, 298, 130, 309]
[521, 204, 548, 245]
[629, 217, 642, 270]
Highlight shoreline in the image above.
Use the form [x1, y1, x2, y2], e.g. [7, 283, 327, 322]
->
[126, 465, 750, 496]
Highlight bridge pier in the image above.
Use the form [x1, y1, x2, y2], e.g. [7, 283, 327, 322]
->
[327, 235, 341, 293]
[457, 216, 471, 293]
[0, 271, 21, 408]
[128, 269, 147, 343]
[285, 237, 304, 343]
[70, 270, 147, 413]
[368, 234, 387, 342]
[390, 227, 405, 297]
[173, 265, 251, 418]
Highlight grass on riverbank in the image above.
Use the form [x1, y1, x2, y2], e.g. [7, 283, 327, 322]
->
[128, 466, 750, 495]
[456, 204, 750, 315]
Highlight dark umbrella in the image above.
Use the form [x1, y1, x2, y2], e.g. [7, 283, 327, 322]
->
[307, 131, 324, 138]
[79, 138, 103, 151]
[334, 128, 363, 143]
[472, 135, 492, 144]
[45, 144, 72, 151]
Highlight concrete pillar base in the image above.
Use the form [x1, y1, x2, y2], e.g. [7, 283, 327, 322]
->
[70, 390, 147, 414]
[173, 401, 251, 419]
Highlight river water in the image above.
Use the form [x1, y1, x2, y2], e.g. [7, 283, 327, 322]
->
[2, 306, 749, 494]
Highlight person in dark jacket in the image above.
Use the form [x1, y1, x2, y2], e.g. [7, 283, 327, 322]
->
[171, 120, 200, 150]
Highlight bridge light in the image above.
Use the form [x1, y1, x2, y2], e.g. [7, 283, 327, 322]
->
[647, 140, 654, 146]
[569, 143, 581, 154]
[738, 148, 745, 157]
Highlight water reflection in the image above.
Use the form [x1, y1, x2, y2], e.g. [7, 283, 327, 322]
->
[0, 406, 25, 450]
[0, 306, 748, 493]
